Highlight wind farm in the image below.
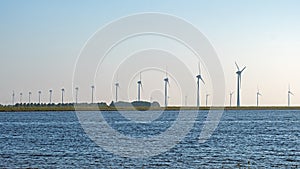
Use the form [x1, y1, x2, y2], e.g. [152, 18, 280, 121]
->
[1, 62, 300, 112]
[1, 1, 299, 168]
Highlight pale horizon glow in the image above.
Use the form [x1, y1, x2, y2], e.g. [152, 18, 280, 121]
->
[1, 0, 300, 106]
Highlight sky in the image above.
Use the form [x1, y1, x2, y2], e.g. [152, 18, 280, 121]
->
[1, 0, 300, 106]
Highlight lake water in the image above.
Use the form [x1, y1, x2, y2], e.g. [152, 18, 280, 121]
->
[0, 110, 299, 168]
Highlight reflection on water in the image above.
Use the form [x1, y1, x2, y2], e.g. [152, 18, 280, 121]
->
[0, 110, 299, 168]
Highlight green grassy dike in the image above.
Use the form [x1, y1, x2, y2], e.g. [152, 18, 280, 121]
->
[1, 104, 300, 112]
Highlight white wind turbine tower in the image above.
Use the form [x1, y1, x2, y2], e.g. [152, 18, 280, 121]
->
[75, 87, 79, 104]
[288, 85, 294, 107]
[164, 68, 170, 107]
[61, 88, 65, 104]
[137, 72, 142, 102]
[91, 85, 95, 103]
[235, 62, 246, 107]
[256, 87, 262, 107]
[205, 93, 210, 107]
[185, 95, 188, 106]
[196, 62, 205, 108]
[115, 82, 120, 102]
[49, 89, 53, 104]
[28, 92, 32, 104]
[229, 91, 234, 107]
[38, 91, 41, 104]
[19, 92, 23, 104]
[12, 91, 15, 105]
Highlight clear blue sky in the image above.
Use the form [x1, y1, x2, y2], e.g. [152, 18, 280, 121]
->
[1, 0, 300, 106]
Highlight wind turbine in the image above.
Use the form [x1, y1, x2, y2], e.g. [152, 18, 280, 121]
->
[12, 91, 15, 105]
[137, 72, 142, 102]
[115, 82, 120, 102]
[28, 92, 32, 104]
[196, 62, 205, 107]
[206, 94, 210, 107]
[38, 91, 41, 104]
[164, 68, 170, 107]
[91, 85, 95, 103]
[235, 62, 246, 107]
[229, 91, 234, 107]
[75, 87, 79, 104]
[256, 88, 262, 107]
[61, 88, 65, 104]
[19, 92, 23, 103]
[49, 89, 53, 104]
[288, 85, 294, 107]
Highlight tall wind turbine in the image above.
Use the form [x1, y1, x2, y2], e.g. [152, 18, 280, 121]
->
[164, 68, 170, 107]
[235, 62, 246, 107]
[256, 88, 262, 107]
[185, 95, 188, 106]
[288, 85, 294, 107]
[75, 87, 79, 104]
[61, 88, 65, 104]
[49, 89, 53, 104]
[12, 91, 15, 105]
[115, 82, 120, 102]
[91, 85, 95, 103]
[38, 91, 41, 104]
[137, 72, 142, 102]
[19, 92, 23, 103]
[205, 94, 210, 107]
[229, 91, 234, 107]
[196, 62, 205, 107]
[28, 92, 32, 104]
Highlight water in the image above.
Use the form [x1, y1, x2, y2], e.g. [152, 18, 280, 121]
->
[0, 110, 299, 168]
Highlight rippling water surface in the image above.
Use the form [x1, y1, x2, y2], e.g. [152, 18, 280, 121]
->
[0, 110, 299, 168]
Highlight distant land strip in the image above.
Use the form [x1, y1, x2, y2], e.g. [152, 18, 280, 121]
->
[1, 102, 300, 112]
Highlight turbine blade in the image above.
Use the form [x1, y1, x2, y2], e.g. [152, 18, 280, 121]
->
[165, 66, 168, 78]
[235, 62, 240, 70]
[198, 62, 201, 75]
[140, 72, 142, 81]
[200, 77, 205, 84]
[241, 66, 246, 73]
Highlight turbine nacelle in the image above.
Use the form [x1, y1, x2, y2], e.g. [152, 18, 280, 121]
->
[288, 85, 294, 96]
[196, 74, 205, 84]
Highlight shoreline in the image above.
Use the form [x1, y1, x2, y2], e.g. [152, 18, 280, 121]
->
[1, 105, 300, 112]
